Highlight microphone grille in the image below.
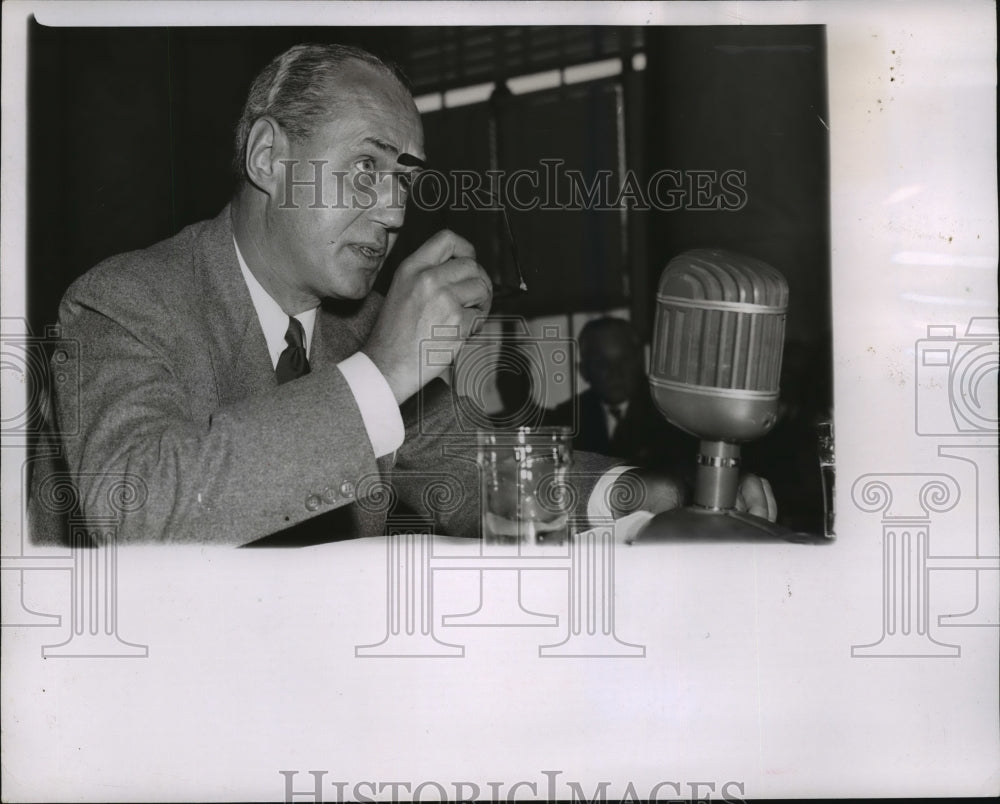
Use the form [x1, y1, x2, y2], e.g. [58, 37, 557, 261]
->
[652, 249, 788, 393]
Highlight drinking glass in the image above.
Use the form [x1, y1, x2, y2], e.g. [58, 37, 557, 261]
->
[478, 427, 574, 547]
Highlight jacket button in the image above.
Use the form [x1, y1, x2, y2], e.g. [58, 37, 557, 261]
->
[305, 494, 321, 511]
[321, 487, 337, 504]
[339, 481, 355, 498]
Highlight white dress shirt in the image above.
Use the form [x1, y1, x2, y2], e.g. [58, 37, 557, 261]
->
[602, 399, 629, 441]
[234, 239, 636, 527]
[234, 239, 404, 459]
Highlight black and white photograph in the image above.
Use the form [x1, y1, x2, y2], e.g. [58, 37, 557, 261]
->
[1, 2, 996, 801]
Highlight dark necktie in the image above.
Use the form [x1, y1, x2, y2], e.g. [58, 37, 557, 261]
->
[275, 316, 310, 384]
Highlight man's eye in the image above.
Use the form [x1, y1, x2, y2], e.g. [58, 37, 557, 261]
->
[355, 157, 376, 174]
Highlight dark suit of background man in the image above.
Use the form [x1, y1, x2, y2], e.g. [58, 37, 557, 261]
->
[550, 317, 699, 482]
[31, 44, 775, 545]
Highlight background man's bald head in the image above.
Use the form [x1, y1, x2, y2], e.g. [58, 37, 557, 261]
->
[579, 317, 641, 360]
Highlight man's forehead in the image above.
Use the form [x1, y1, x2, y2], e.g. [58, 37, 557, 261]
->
[337, 125, 426, 168]
[323, 92, 424, 167]
[326, 63, 424, 160]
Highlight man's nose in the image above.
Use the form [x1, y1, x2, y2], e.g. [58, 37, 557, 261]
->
[368, 173, 406, 229]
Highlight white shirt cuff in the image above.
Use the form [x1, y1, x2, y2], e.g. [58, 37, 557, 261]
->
[586, 465, 639, 524]
[337, 352, 405, 459]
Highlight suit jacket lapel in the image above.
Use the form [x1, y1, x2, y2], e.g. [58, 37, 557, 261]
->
[311, 306, 359, 369]
[194, 207, 396, 485]
[193, 205, 277, 406]
[311, 295, 382, 368]
[185, 205, 397, 542]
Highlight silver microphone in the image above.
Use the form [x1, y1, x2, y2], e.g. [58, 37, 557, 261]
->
[637, 248, 795, 541]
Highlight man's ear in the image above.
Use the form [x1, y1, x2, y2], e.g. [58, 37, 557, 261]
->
[244, 116, 288, 196]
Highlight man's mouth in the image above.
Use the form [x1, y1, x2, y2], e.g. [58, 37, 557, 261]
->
[354, 243, 385, 260]
[351, 243, 386, 263]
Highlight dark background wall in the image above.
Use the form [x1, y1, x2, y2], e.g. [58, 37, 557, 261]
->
[28, 22, 829, 345]
[643, 26, 831, 346]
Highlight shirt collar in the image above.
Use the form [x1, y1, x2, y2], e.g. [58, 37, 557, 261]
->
[602, 400, 629, 418]
[233, 237, 317, 368]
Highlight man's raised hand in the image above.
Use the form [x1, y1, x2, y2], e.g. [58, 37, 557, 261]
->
[363, 230, 492, 404]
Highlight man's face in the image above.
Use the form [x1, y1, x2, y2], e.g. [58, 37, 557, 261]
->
[268, 64, 425, 302]
[581, 332, 644, 405]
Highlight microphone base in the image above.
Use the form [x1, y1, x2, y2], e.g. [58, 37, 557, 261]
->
[629, 505, 804, 544]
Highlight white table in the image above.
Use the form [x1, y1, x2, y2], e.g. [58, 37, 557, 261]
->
[2, 519, 997, 802]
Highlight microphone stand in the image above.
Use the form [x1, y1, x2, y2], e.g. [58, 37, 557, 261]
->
[634, 439, 803, 543]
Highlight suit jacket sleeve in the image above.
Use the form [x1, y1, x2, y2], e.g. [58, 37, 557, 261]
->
[51, 260, 381, 545]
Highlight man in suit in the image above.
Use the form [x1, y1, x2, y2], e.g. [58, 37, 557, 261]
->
[550, 317, 699, 480]
[30, 44, 775, 545]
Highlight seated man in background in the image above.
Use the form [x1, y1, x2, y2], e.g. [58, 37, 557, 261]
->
[548, 317, 698, 481]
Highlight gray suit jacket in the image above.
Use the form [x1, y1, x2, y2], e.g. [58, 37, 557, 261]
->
[30, 206, 613, 545]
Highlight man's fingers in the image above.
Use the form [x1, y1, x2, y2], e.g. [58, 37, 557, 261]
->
[736, 474, 778, 522]
[419, 258, 492, 313]
[450, 276, 493, 310]
[426, 256, 489, 287]
[407, 229, 476, 266]
[761, 477, 778, 522]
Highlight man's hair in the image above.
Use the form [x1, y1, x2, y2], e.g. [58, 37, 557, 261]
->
[578, 316, 641, 360]
[232, 43, 409, 178]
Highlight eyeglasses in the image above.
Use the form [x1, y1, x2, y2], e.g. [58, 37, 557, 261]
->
[406, 169, 531, 299]
[488, 191, 530, 299]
